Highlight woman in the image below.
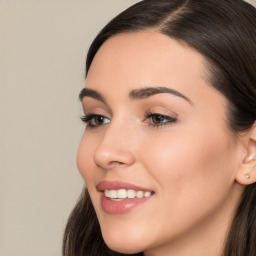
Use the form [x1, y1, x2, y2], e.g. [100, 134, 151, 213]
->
[63, 0, 256, 255]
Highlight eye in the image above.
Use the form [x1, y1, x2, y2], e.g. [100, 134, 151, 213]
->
[81, 114, 110, 129]
[145, 112, 177, 127]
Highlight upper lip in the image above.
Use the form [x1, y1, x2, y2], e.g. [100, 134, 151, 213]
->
[96, 180, 153, 192]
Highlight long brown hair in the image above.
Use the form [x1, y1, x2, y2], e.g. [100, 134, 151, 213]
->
[63, 0, 256, 255]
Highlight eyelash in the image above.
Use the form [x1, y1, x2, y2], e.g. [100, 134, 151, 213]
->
[81, 112, 177, 129]
[145, 111, 177, 128]
[80, 114, 110, 129]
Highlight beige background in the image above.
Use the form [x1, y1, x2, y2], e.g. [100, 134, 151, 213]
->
[1, 0, 255, 255]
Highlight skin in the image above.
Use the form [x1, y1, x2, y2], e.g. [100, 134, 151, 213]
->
[77, 31, 254, 256]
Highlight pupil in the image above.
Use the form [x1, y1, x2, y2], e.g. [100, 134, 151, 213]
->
[153, 115, 164, 123]
[96, 116, 104, 125]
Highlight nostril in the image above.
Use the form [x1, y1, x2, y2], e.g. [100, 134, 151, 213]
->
[95, 160, 125, 169]
[109, 161, 125, 166]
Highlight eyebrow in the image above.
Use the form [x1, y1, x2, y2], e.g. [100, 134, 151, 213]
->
[129, 87, 193, 104]
[79, 88, 106, 103]
[79, 86, 192, 105]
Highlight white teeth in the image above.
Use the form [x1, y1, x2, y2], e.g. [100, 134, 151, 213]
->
[109, 190, 117, 199]
[117, 189, 127, 199]
[136, 191, 144, 198]
[105, 189, 110, 198]
[104, 189, 152, 200]
[144, 191, 151, 198]
[127, 189, 136, 198]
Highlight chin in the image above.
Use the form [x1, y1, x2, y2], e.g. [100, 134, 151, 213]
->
[101, 227, 147, 254]
[104, 240, 144, 254]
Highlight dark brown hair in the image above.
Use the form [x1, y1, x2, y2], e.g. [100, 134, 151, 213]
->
[63, 0, 256, 255]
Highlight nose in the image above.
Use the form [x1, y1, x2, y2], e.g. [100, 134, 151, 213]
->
[93, 121, 136, 170]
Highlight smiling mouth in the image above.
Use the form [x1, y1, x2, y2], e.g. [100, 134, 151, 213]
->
[104, 189, 154, 201]
[96, 180, 155, 214]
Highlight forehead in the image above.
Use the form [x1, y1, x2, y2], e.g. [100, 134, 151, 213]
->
[86, 31, 209, 94]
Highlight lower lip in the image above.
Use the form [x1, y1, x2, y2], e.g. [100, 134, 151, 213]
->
[101, 193, 152, 214]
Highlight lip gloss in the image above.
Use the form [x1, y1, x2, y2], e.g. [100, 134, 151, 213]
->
[96, 180, 154, 214]
[101, 193, 151, 214]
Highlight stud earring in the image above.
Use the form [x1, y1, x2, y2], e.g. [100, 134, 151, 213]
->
[245, 174, 251, 179]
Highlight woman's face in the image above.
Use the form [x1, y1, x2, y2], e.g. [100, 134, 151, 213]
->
[77, 31, 245, 255]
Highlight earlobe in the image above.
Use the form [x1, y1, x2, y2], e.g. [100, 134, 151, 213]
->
[235, 124, 256, 186]
[236, 153, 256, 185]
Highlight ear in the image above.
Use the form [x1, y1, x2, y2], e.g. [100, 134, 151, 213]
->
[236, 123, 256, 185]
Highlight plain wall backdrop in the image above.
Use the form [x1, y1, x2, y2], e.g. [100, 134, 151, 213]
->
[1, 0, 255, 255]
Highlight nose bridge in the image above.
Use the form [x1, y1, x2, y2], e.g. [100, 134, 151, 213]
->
[93, 117, 135, 169]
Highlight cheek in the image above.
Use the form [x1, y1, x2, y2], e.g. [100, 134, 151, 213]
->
[139, 126, 237, 230]
[77, 134, 104, 215]
[77, 134, 97, 185]
[141, 123, 236, 185]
